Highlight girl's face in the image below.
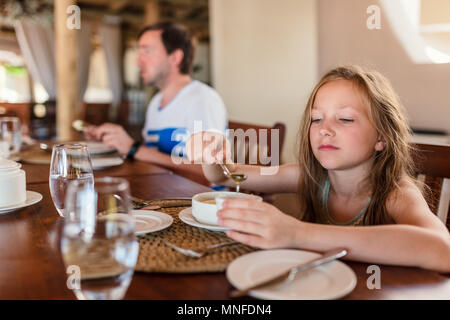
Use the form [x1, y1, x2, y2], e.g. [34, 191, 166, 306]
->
[309, 79, 384, 171]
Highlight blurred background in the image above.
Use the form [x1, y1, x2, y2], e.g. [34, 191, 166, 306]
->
[0, 0, 449, 164]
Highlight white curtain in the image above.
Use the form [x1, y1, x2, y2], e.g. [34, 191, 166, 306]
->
[15, 18, 57, 100]
[99, 16, 123, 117]
[14, 18, 92, 103]
[78, 21, 93, 102]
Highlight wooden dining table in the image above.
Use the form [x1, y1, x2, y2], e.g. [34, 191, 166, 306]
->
[0, 161, 449, 300]
[21, 159, 171, 184]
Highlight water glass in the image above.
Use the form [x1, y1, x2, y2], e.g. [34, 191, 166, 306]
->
[0, 117, 21, 155]
[49, 143, 94, 217]
[60, 177, 138, 300]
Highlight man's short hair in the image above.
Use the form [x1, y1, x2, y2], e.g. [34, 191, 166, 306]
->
[138, 22, 195, 75]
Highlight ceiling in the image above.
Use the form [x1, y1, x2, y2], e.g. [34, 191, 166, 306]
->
[77, 0, 209, 41]
[0, 0, 210, 43]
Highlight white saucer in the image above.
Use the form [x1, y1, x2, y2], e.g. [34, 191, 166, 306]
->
[178, 207, 228, 232]
[79, 141, 116, 155]
[132, 209, 173, 235]
[226, 249, 357, 300]
[0, 191, 43, 215]
[92, 157, 124, 170]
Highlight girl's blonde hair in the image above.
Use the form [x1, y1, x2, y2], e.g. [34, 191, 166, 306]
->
[298, 65, 416, 225]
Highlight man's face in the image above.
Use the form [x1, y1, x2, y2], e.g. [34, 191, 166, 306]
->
[137, 30, 170, 88]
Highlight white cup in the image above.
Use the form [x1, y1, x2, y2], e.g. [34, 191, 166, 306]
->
[192, 191, 262, 226]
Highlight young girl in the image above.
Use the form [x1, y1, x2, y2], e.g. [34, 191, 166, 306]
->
[186, 65, 450, 273]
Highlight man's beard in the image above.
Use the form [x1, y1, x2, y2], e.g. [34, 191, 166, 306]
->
[143, 65, 169, 89]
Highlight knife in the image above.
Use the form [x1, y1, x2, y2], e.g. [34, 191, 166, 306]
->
[230, 247, 348, 298]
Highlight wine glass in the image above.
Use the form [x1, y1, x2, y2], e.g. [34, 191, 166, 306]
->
[49, 143, 94, 217]
[60, 177, 139, 300]
[0, 117, 21, 157]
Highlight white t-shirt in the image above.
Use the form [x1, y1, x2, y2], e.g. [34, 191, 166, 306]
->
[142, 80, 227, 156]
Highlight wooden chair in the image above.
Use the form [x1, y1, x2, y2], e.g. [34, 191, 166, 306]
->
[413, 143, 450, 230]
[81, 103, 111, 125]
[115, 100, 130, 127]
[227, 120, 286, 166]
[81, 101, 131, 127]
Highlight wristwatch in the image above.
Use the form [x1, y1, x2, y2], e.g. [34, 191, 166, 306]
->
[126, 141, 142, 160]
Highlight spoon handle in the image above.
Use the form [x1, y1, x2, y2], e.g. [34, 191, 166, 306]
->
[218, 163, 232, 177]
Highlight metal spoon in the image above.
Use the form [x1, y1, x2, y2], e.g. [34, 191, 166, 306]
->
[219, 163, 232, 177]
[39, 143, 51, 152]
[218, 163, 247, 192]
[164, 240, 239, 258]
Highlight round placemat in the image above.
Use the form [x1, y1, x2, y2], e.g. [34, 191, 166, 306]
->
[18, 146, 51, 164]
[134, 199, 256, 273]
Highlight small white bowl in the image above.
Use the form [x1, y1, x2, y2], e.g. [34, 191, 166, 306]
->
[192, 191, 262, 226]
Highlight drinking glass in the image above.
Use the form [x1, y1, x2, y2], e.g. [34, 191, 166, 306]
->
[49, 143, 94, 217]
[60, 177, 138, 300]
[0, 117, 21, 156]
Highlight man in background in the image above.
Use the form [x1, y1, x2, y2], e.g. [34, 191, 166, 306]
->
[85, 22, 227, 183]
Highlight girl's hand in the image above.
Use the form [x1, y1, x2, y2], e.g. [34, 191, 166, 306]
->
[217, 199, 303, 249]
[185, 131, 231, 165]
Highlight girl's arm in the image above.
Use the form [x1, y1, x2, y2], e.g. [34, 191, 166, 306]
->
[296, 222, 450, 273]
[303, 180, 450, 272]
[186, 131, 300, 193]
[203, 162, 300, 194]
[218, 182, 450, 273]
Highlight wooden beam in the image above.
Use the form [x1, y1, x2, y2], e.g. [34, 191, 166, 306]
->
[55, 0, 79, 140]
[109, 0, 130, 12]
[144, 0, 160, 26]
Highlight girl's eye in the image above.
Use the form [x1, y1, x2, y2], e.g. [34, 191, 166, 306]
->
[340, 118, 354, 123]
[311, 119, 322, 123]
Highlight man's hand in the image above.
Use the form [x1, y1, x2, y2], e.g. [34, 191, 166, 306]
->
[84, 123, 134, 156]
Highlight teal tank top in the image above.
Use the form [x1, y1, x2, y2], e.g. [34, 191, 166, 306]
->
[318, 179, 370, 226]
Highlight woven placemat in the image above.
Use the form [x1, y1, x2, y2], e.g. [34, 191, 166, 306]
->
[135, 199, 256, 273]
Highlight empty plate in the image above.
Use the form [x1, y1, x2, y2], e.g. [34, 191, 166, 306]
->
[132, 210, 173, 235]
[226, 249, 357, 300]
[92, 157, 124, 170]
[80, 142, 116, 155]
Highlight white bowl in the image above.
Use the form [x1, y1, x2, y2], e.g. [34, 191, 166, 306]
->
[192, 191, 262, 226]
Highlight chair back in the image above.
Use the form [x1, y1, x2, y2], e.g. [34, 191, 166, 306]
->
[81, 103, 110, 125]
[227, 120, 286, 166]
[413, 143, 450, 230]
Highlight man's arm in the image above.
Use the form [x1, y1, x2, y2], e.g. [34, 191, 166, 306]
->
[85, 123, 209, 185]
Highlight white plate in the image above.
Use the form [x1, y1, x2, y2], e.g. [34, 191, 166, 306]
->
[79, 142, 116, 155]
[178, 207, 228, 232]
[0, 191, 43, 214]
[91, 157, 124, 170]
[132, 209, 173, 235]
[226, 249, 357, 300]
